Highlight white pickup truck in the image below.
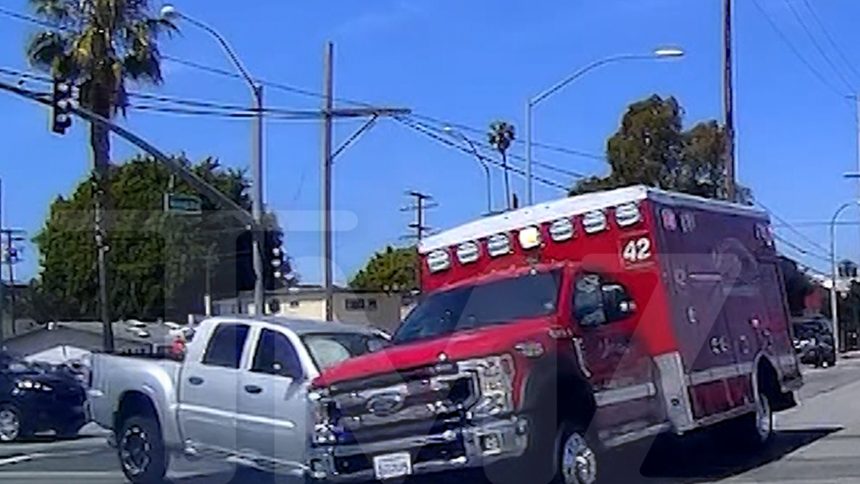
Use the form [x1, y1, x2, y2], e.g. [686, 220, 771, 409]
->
[88, 316, 388, 484]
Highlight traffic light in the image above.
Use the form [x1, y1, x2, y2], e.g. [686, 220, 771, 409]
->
[270, 246, 285, 281]
[52, 77, 73, 134]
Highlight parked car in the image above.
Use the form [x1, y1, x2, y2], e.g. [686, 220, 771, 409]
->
[309, 186, 803, 484]
[88, 316, 388, 484]
[0, 352, 87, 442]
[792, 317, 836, 368]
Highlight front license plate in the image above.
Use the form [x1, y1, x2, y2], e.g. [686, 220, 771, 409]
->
[373, 452, 412, 480]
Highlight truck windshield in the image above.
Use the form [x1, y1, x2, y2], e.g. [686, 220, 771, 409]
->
[394, 269, 562, 344]
[302, 333, 389, 371]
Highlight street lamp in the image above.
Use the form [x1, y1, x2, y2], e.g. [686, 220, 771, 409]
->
[830, 200, 860, 357]
[443, 126, 493, 215]
[162, 5, 266, 315]
[524, 46, 685, 204]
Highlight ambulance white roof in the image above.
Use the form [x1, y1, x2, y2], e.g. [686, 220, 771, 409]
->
[419, 185, 768, 254]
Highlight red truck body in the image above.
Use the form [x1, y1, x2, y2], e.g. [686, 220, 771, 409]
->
[309, 186, 802, 483]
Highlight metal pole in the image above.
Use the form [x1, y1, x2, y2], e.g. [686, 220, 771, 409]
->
[445, 129, 492, 215]
[525, 101, 533, 206]
[251, 84, 265, 315]
[321, 42, 334, 322]
[0, 179, 4, 346]
[723, 0, 736, 201]
[4, 230, 13, 337]
[830, 201, 856, 357]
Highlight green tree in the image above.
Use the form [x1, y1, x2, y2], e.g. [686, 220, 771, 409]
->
[32, 155, 286, 321]
[570, 95, 750, 202]
[350, 246, 418, 292]
[488, 121, 516, 210]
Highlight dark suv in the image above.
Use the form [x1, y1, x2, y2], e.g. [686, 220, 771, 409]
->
[792, 317, 836, 368]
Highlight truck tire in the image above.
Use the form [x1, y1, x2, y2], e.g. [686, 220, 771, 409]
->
[728, 390, 773, 450]
[117, 415, 168, 484]
[552, 422, 598, 484]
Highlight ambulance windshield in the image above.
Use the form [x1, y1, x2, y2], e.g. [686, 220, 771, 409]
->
[394, 269, 562, 344]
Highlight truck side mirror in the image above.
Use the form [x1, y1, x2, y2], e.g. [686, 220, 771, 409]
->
[602, 284, 635, 321]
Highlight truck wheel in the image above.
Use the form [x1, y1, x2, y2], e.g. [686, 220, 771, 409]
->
[732, 390, 773, 449]
[553, 423, 597, 484]
[118, 416, 168, 484]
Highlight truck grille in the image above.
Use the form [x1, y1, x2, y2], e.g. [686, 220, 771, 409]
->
[327, 364, 478, 445]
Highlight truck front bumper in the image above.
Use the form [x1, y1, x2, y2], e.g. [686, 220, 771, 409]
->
[307, 416, 529, 482]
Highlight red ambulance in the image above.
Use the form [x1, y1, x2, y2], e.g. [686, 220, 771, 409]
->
[308, 186, 803, 484]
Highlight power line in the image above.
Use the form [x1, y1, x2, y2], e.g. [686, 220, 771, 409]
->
[0, 7, 601, 176]
[782, 0, 855, 92]
[757, 199, 832, 256]
[773, 233, 831, 264]
[394, 116, 570, 191]
[751, 0, 849, 99]
[409, 113, 606, 162]
[406, 117, 587, 179]
[800, 0, 860, 87]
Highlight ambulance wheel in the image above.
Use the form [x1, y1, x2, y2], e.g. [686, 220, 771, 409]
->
[552, 423, 598, 484]
[735, 391, 774, 449]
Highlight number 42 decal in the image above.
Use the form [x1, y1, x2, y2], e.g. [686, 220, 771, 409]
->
[622, 237, 652, 264]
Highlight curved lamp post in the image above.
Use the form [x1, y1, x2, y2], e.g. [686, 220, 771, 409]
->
[525, 47, 685, 204]
[443, 126, 492, 215]
[161, 5, 266, 314]
[830, 200, 860, 357]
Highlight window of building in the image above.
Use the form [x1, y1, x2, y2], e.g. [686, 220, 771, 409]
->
[289, 300, 301, 308]
[367, 298, 378, 311]
[202, 323, 250, 369]
[345, 298, 366, 311]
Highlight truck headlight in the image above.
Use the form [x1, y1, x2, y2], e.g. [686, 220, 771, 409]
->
[310, 390, 337, 445]
[466, 355, 515, 418]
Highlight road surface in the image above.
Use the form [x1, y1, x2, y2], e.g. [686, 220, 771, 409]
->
[1, 358, 859, 484]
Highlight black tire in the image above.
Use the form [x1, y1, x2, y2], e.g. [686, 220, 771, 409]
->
[117, 415, 168, 484]
[732, 391, 774, 450]
[551, 422, 598, 484]
[0, 405, 28, 443]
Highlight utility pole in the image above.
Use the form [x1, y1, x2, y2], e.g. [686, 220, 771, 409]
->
[401, 191, 435, 296]
[251, 84, 265, 316]
[318, 42, 412, 321]
[321, 42, 335, 322]
[401, 191, 436, 243]
[723, 0, 737, 202]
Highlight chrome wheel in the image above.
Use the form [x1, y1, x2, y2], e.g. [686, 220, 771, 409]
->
[755, 393, 773, 443]
[119, 425, 151, 477]
[0, 409, 21, 442]
[560, 431, 597, 484]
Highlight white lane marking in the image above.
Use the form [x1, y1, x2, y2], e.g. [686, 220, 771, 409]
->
[0, 470, 121, 478]
[0, 453, 45, 467]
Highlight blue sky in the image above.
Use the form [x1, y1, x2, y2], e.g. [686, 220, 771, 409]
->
[1, 0, 859, 284]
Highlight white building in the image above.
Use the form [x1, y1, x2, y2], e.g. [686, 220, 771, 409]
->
[212, 286, 405, 333]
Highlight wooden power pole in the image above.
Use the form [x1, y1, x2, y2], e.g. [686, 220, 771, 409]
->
[723, 0, 737, 202]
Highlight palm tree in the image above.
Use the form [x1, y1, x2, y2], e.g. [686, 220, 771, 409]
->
[26, 0, 175, 350]
[488, 120, 516, 210]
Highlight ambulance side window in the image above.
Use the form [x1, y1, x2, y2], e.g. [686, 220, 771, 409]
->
[573, 273, 633, 327]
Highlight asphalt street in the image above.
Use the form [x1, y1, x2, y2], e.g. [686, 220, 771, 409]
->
[1, 358, 860, 484]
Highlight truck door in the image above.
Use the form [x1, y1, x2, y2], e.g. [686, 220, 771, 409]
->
[237, 327, 309, 472]
[178, 322, 251, 455]
[570, 271, 659, 434]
